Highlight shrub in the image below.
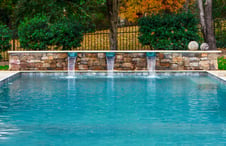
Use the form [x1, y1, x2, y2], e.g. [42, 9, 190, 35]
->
[0, 65, 9, 70]
[0, 24, 11, 52]
[18, 16, 52, 50]
[138, 13, 200, 50]
[18, 16, 84, 50]
[50, 17, 83, 50]
[218, 56, 226, 70]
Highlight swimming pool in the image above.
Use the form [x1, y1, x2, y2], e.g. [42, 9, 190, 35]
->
[0, 73, 226, 145]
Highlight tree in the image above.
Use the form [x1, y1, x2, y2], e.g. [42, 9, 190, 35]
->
[0, 24, 11, 60]
[18, 16, 52, 50]
[138, 13, 200, 50]
[197, 0, 217, 50]
[213, 0, 226, 19]
[14, 0, 107, 30]
[0, 0, 17, 27]
[18, 15, 83, 50]
[0, 24, 11, 51]
[14, 0, 79, 26]
[184, 0, 190, 12]
[107, 0, 119, 50]
[51, 17, 83, 50]
[120, 0, 187, 22]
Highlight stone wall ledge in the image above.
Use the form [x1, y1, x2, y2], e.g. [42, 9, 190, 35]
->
[8, 50, 222, 53]
[9, 51, 221, 71]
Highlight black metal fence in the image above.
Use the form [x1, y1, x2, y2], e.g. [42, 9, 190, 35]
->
[1, 21, 225, 61]
[77, 24, 150, 50]
[215, 19, 226, 48]
[1, 24, 151, 60]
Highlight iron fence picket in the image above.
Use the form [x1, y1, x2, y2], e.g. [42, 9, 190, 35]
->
[1, 22, 225, 61]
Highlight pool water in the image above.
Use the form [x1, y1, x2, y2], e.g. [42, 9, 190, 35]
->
[0, 74, 226, 145]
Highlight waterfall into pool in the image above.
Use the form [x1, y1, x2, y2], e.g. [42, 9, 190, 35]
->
[147, 53, 156, 77]
[106, 53, 115, 77]
[68, 53, 77, 77]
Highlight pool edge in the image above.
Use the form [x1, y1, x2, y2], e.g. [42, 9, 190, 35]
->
[207, 71, 226, 83]
[0, 71, 21, 86]
[0, 70, 225, 85]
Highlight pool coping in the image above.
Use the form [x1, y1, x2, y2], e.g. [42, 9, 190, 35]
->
[0, 71, 20, 82]
[0, 71, 20, 86]
[207, 71, 226, 82]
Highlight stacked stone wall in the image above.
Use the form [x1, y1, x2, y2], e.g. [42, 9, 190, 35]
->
[9, 52, 219, 71]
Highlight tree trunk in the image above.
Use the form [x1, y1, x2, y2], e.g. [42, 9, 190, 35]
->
[184, 0, 190, 13]
[107, 0, 118, 50]
[197, 0, 207, 41]
[204, 0, 217, 50]
[197, 0, 217, 50]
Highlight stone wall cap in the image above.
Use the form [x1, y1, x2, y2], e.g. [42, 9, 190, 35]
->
[8, 50, 222, 53]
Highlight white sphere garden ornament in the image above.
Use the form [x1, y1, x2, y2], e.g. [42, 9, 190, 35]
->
[200, 43, 209, 50]
[188, 41, 199, 50]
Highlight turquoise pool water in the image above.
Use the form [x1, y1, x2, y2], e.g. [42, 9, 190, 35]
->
[0, 74, 225, 145]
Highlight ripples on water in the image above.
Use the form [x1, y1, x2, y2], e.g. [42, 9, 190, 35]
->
[0, 74, 225, 145]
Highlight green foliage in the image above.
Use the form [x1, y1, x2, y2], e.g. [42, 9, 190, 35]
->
[18, 15, 83, 50]
[216, 30, 226, 48]
[213, 0, 226, 20]
[0, 24, 11, 51]
[14, 0, 107, 31]
[0, 65, 9, 70]
[138, 13, 200, 50]
[51, 17, 83, 50]
[215, 20, 226, 48]
[14, 0, 75, 26]
[0, 0, 17, 26]
[218, 56, 226, 70]
[18, 16, 52, 50]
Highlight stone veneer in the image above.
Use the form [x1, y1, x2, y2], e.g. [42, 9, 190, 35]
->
[9, 52, 220, 71]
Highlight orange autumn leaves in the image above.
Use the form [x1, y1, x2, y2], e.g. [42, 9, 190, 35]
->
[120, 0, 187, 22]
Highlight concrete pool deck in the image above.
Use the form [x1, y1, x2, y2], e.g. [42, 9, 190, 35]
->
[207, 71, 226, 81]
[0, 71, 19, 82]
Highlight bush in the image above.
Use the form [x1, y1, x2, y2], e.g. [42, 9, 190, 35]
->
[0, 24, 11, 52]
[138, 13, 200, 50]
[18, 16, 52, 50]
[218, 56, 226, 70]
[18, 16, 83, 50]
[51, 17, 83, 50]
[0, 65, 9, 70]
